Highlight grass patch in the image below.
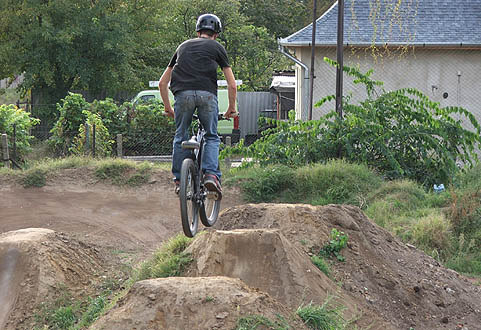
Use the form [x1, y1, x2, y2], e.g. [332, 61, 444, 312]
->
[0, 156, 167, 188]
[33, 285, 109, 330]
[22, 168, 47, 187]
[226, 160, 381, 206]
[135, 233, 193, 281]
[95, 159, 153, 186]
[311, 255, 330, 276]
[296, 299, 346, 330]
[236, 314, 290, 330]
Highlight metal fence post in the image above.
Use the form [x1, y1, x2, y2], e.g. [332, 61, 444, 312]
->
[2, 133, 10, 168]
[85, 122, 90, 155]
[12, 124, 17, 163]
[92, 123, 96, 158]
[117, 134, 123, 157]
[224, 136, 231, 168]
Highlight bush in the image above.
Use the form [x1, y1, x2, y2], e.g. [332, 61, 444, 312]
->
[223, 59, 481, 187]
[238, 164, 295, 202]
[70, 111, 113, 157]
[49, 93, 90, 155]
[0, 104, 40, 162]
[123, 100, 175, 156]
[412, 212, 452, 254]
[229, 160, 381, 206]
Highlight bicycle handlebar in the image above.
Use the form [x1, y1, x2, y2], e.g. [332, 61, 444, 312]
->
[192, 114, 232, 121]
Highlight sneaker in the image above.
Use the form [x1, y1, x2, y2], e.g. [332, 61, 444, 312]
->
[204, 174, 222, 197]
[174, 180, 180, 195]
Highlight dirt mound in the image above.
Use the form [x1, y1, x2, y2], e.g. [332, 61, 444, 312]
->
[0, 228, 105, 330]
[90, 276, 309, 330]
[216, 203, 481, 330]
[185, 228, 392, 329]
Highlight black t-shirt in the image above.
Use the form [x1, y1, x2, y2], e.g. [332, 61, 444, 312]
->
[168, 38, 230, 95]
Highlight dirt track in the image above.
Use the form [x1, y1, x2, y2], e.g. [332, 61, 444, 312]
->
[0, 169, 242, 254]
[1, 168, 481, 329]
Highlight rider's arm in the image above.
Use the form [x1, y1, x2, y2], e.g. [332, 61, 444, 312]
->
[159, 66, 174, 118]
[222, 66, 237, 119]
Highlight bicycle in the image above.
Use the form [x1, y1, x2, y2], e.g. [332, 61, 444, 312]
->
[179, 113, 226, 237]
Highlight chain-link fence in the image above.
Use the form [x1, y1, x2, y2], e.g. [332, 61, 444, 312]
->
[311, 47, 481, 133]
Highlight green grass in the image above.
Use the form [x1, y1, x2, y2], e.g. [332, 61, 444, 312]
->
[236, 314, 290, 330]
[296, 299, 346, 330]
[225, 160, 381, 206]
[135, 233, 193, 281]
[0, 156, 169, 188]
[22, 168, 47, 187]
[311, 255, 330, 276]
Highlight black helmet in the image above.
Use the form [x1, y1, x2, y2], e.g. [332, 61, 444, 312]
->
[196, 14, 222, 34]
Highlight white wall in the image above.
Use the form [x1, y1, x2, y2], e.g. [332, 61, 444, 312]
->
[293, 47, 481, 131]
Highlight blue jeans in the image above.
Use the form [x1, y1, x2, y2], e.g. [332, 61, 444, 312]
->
[172, 90, 221, 181]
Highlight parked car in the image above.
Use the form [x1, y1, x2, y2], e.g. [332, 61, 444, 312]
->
[132, 89, 240, 143]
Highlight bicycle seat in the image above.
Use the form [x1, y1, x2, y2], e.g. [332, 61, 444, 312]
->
[182, 138, 200, 150]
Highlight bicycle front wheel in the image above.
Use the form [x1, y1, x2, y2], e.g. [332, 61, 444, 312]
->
[200, 191, 221, 227]
[179, 158, 199, 237]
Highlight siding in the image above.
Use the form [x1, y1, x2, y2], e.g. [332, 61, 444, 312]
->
[237, 92, 276, 138]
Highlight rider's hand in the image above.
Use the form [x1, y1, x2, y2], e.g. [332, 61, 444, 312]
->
[224, 106, 238, 119]
[164, 105, 175, 118]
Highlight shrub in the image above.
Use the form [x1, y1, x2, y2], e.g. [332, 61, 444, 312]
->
[229, 160, 381, 206]
[70, 111, 113, 157]
[0, 104, 40, 162]
[49, 93, 90, 155]
[411, 212, 452, 254]
[223, 59, 481, 187]
[238, 164, 295, 202]
[91, 98, 128, 136]
[123, 100, 175, 156]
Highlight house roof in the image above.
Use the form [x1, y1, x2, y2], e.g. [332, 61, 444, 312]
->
[270, 75, 296, 92]
[280, 0, 481, 47]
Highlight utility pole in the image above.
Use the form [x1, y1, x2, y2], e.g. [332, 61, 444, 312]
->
[309, 0, 317, 120]
[335, 0, 345, 119]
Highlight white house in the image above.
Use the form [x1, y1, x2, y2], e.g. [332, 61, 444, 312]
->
[279, 0, 481, 129]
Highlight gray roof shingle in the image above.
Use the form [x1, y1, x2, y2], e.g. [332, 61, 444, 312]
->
[280, 0, 481, 46]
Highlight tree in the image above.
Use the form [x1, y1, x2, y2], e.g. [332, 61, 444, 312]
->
[155, 0, 291, 90]
[0, 0, 162, 104]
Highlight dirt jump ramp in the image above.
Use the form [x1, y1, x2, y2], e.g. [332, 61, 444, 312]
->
[0, 228, 104, 329]
[185, 228, 392, 330]
[90, 276, 309, 330]
[216, 203, 481, 330]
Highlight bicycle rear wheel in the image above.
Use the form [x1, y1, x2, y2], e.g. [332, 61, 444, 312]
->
[179, 158, 199, 237]
[200, 191, 221, 227]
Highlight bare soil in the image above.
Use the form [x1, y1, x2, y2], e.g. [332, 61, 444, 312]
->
[1, 168, 480, 330]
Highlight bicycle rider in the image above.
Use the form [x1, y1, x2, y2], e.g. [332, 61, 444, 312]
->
[158, 13, 237, 198]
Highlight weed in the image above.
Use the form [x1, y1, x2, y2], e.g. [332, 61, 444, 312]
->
[136, 234, 193, 280]
[236, 314, 290, 330]
[203, 296, 215, 303]
[411, 211, 452, 254]
[22, 168, 47, 187]
[296, 299, 346, 330]
[311, 255, 330, 276]
[95, 159, 153, 186]
[319, 229, 348, 262]
[75, 295, 107, 328]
